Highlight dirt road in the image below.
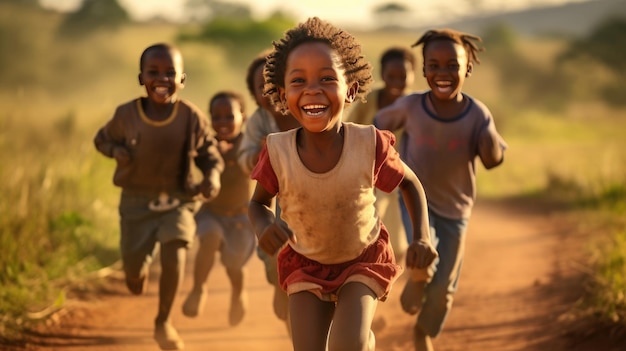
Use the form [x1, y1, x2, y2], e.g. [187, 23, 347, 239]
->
[18, 198, 586, 350]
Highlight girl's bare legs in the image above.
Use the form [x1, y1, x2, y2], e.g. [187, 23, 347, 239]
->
[225, 266, 246, 326]
[289, 291, 334, 351]
[328, 283, 378, 351]
[154, 239, 187, 350]
[182, 235, 220, 317]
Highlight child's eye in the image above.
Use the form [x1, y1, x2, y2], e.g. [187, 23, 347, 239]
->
[321, 76, 337, 82]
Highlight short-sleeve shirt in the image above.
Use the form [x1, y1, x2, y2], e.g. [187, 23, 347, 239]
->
[251, 122, 404, 264]
[375, 92, 507, 219]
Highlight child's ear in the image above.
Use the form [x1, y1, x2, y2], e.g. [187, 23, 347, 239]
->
[180, 73, 186, 86]
[138, 73, 144, 86]
[278, 88, 289, 113]
[466, 63, 473, 77]
[345, 81, 359, 103]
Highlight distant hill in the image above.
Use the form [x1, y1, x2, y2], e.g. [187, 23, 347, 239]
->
[419, 0, 626, 37]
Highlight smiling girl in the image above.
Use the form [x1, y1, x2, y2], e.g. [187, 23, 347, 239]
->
[248, 18, 437, 351]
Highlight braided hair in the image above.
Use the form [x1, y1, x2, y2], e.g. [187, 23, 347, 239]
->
[412, 28, 483, 65]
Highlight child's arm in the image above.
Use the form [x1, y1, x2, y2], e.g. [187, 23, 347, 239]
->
[249, 183, 295, 256]
[192, 115, 225, 200]
[237, 111, 269, 174]
[94, 128, 130, 162]
[397, 163, 438, 269]
[93, 112, 131, 165]
[373, 95, 409, 131]
[477, 120, 507, 170]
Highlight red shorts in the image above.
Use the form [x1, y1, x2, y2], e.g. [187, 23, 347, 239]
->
[277, 227, 403, 302]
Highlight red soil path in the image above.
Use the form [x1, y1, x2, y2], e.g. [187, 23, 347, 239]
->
[12, 198, 620, 351]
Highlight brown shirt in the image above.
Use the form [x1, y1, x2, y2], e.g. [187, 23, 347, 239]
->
[204, 133, 250, 215]
[94, 98, 224, 196]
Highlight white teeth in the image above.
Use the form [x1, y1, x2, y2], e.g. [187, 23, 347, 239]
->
[303, 104, 326, 110]
[155, 87, 168, 93]
[302, 104, 326, 117]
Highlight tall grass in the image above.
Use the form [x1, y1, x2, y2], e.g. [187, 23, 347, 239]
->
[0, 110, 119, 336]
[573, 180, 626, 329]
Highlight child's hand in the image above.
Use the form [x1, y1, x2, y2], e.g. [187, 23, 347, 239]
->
[112, 146, 130, 165]
[258, 221, 296, 256]
[198, 170, 221, 201]
[405, 239, 438, 269]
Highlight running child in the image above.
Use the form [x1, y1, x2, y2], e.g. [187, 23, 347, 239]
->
[94, 43, 224, 350]
[248, 17, 437, 351]
[374, 29, 507, 351]
[182, 91, 255, 327]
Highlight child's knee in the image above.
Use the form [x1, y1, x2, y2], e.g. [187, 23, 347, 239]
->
[327, 329, 370, 351]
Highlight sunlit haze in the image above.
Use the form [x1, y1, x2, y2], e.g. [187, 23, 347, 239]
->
[39, 0, 593, 30]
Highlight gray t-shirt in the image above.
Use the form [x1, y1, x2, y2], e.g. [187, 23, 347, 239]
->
[375, 92, 507, 219]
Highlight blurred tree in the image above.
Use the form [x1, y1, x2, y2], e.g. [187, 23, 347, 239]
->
[481, 22, 572, 112]
[57, 0, 130, 38]
[558, 17, 626, 106]
[372, 2, 412, 30]
[184, 0, 251, 23]
[177, 6, 295, 66]
[559, 17, 626, 75]
[482, 22, 517, 53]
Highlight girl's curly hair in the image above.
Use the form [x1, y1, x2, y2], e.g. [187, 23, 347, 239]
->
[263, 17, 373, 114]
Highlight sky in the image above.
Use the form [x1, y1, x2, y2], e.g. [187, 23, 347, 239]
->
[39, 0, 592, 30]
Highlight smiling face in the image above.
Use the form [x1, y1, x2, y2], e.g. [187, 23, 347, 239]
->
[280, 41, 357, 134]
[138, 47, 186, 105]
[210, 96, 244, 141]
[423, 39, 472, 102]
[382, 57, 414, 98]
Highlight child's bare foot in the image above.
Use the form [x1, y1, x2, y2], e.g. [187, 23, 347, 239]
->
[125, 273, 148, 295]
[272, 283, 289, 321]
[228, 291, 247, 326]
[400, 279, 426, 315]
[154, 321, 184, 350]
[182, 290, 206, 317]
[414, 325, 433, 351]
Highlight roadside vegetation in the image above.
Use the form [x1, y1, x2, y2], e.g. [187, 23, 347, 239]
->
[0, 0, 624, 346]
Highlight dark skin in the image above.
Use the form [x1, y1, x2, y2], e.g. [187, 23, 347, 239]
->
[422, 39, 472, 119]
[377, 57, 415, 110]
[249, 41, 437, 351]
[423, 39, 503, 168]
[114, 46, 219, 200]
[124, 47, 217, 329]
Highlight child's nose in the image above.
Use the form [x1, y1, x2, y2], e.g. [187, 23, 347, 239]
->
[303, 81, 322, 94]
